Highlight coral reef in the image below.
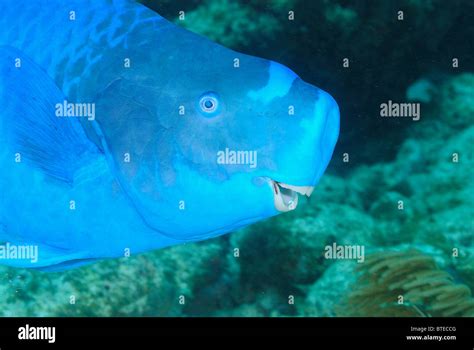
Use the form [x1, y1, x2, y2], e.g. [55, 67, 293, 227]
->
[0, 240, 225, 316]
[341, 250, 474, 317]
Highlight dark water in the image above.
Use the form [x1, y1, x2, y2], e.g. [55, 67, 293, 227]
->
[1, 0, 473, 317]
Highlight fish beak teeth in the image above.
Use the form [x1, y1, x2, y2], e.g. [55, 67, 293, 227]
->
[277, 183, 315, 197]
[269, 180, 314, 212]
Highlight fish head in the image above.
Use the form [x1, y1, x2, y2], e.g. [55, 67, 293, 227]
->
[95, 23, 339, 241]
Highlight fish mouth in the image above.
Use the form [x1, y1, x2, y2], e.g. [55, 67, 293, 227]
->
[268, 179, 314, 212]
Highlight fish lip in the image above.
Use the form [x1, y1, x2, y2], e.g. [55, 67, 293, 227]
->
[264, 178, 315, 212]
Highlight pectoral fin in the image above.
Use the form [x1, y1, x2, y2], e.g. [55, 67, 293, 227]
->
[0, 46, 101, 184]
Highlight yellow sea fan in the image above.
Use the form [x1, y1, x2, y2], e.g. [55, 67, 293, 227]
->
[340, 250, 474, 317]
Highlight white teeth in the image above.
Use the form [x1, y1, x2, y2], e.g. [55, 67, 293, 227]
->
[272, 182, 299, 212]
[277, 183, 314, 197]
[268, 180, 315, 212]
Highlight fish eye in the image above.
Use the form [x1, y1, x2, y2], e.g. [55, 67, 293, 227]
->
[198, 92, 220, 115]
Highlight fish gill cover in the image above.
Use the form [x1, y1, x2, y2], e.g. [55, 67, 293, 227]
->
[0, 0, 472, 318]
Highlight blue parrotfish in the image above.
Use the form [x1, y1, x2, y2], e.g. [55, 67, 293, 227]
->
[0, 0, 340, 271]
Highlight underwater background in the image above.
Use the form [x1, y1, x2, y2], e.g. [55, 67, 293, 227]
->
[1, 0, 473, 317]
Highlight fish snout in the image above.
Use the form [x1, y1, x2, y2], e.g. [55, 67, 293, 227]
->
[316, 89, 340, 177]
[265, 86, 340, 213]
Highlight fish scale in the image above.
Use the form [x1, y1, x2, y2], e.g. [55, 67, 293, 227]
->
[0, 0, 156, 96]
